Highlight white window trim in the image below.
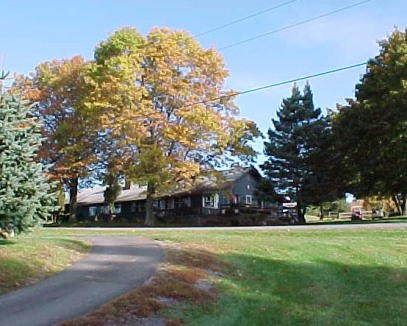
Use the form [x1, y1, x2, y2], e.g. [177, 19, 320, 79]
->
[203, 193, 219, 208]
[245, 195, 253, 205]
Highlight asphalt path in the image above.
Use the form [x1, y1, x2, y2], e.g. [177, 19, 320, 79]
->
[0, 236, 163, 326]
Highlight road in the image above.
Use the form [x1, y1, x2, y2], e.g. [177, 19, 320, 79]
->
[63, 222, 407, 232]
[0, 236, 163, 326]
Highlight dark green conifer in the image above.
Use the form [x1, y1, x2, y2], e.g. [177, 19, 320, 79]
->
[262, 83, 330, 223]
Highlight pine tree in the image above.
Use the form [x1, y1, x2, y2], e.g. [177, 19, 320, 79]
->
[262, 83, 329, 223]
[0, 93, 55, 237]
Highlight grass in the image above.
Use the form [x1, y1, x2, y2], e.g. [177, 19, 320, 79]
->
[0, 236, 90, 295]
[306, 214, 407, 225]
[31, 226, 407, 325]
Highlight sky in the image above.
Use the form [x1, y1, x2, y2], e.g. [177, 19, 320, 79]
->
[1, 0, 406, 166]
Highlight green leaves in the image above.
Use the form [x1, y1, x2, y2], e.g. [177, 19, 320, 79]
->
[333, 28, 407, 212]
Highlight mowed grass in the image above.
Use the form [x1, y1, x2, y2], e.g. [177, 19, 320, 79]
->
[306, 215, 407, 225]
[35, 226, 407, 325]
[0, 236, 90, 294]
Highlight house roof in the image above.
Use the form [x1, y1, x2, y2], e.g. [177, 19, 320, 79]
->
[168, 166, 261, 196]
[74, 185, 147, 205]
[70, 166, 261, 206]
[223, 166, 262, 182]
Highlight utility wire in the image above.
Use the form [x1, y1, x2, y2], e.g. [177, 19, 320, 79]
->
[187, 61, 366, 107]
[237, 62, 366, 96]
[220, 0, 372, 50]
[194, 0, 298, 38]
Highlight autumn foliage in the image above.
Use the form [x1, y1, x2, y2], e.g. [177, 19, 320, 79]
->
[88, 27, 259, 225]
[14, 27, 259, 224]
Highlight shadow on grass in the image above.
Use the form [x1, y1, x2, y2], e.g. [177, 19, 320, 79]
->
[0, 240, 16, 246]
[168, 247, 407, 326]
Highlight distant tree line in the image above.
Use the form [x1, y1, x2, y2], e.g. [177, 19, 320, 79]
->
[261, 28, 407, 221]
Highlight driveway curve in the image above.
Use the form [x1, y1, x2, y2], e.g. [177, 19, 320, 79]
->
[0, 236, 163, 326]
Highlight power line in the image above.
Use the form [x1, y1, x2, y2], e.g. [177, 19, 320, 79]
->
[188, 61, 366, 107]
[237, 62, 366, 96]
[220, 0, 372, 51]
[194, 0, 298, 38]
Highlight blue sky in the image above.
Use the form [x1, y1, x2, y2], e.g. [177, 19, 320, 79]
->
[1, 0, 406, 165]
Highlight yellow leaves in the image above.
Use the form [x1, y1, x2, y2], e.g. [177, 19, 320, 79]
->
[172, 161, 200, 181]
[79, 27, 259, 193]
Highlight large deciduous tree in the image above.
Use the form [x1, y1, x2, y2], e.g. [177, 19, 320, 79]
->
[333, 28, 407, 215]
[262, 83, 336, 223]
[0, 91, 55, 237]
[89, 27, 259, 225]
[14, 56, 97, 221]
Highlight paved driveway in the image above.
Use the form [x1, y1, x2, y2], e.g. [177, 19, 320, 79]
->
[0, 236, 163, 326]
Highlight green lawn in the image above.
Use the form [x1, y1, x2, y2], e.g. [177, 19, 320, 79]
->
[34, 226, 407, 325]
[0, 236, 90, 294]
[180, 230, 407, 325]
[306, 215, 407, 225]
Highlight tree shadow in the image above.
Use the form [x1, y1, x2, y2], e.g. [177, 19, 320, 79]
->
[0, 240, 16, 246]
[168, 246, 407, 325]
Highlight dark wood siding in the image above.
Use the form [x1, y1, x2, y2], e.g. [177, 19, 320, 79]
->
[231, 173, 260, 206]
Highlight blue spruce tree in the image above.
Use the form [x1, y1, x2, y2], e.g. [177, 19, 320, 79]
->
[0, 89, 55, 237]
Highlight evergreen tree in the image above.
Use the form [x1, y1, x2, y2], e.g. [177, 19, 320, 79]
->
[262, 83, 331, 223]
[0, 93, 55, 237]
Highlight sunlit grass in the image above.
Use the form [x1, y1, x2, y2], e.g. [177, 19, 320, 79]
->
[34, 227, 407, 325]
[0, 236, 90, 295]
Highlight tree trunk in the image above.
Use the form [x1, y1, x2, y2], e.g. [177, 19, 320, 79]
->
[69, 177, 78, 222]
[295, 202, 306, 224]
[144, 182, 155, 226]
[295, 187, 306, 224]
[295, 208, 306, 224]
[319, 205, 324, 220]
[392, 195, 403, 216]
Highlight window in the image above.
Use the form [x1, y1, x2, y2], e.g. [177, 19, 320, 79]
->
[159, 200, 166, 210]
[131, 201, 145, 212]
[202, 194, 219, 208]
[156, 198, 173, 210]
[245, 195, 252, 205]
[114, 203, 122, 214]
[174, 196, 191, 209]
[89, 206, 98, 217]
[203, 195, 214, 207]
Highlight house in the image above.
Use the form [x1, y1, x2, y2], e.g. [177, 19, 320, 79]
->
[69, 166, 263, 222]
